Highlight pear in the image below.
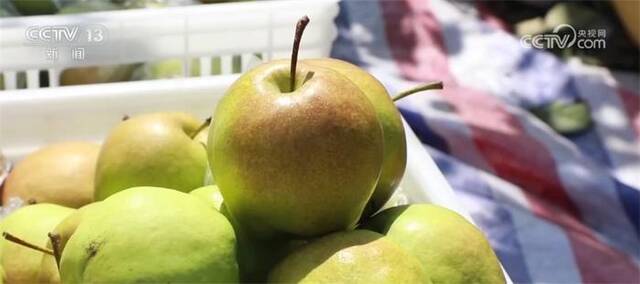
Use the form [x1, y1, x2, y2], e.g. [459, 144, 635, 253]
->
[38, 202, 103, 283]
[59, 64, 139, 86]
[269, 230, 429, 283]
[363, 204, 505, 284]
[59, 187, 238, 283]
[3, 142, 99, 208]
[189, 187, 301, 282]
[0, 204, 74, 283]
[190, 185, 223, 211]
[130, 59, 202, 81]
[94, 112, 208, 200]
[305, 58, 406, 217]
[209, 17, 383, 238]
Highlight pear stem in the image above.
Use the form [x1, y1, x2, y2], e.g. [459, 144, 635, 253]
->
[191, 117, 212, 139]
[290, 15, 310, 92]
[2, 232, 54, 255]
[48, 233, 62, 269]
[122, 114, 130, 121]
[392, 81, 444, 102]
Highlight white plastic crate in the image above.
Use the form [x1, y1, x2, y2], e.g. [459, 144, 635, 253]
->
[0, 75, 512, 283]
[0, 74, 467, 216]
[0, 0, 339, 89]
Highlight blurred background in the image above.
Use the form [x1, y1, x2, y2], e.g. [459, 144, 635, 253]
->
[1, 0, 638, 283]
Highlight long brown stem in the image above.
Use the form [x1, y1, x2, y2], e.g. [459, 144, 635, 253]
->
[290, 16, 310, 92]
[48, 233, 62, 269]
[392, 81, 444, 102]
[2, 232, 54, 255]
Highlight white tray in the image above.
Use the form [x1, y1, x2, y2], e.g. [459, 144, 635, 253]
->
[0, 74, 469, 219]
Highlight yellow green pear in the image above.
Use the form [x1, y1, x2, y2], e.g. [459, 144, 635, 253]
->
[190, 185, 223, 211]
[59, 187, 238, 283]
[209, 59, 383, 238]
[94, 112, 208, 200]
[0, 204, 74, 283]
[38, 202, 103, 283]
[3, 142, 99, 208]
[363, 204, 505, 284]
[269, 230, 430, 283]
[304, 58, 406, 218]
[130, 59, 201, 80]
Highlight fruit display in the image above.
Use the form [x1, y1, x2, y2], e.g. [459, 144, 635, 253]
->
[0, 16, 506, 284]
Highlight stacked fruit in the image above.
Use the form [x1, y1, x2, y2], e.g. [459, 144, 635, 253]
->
[0, 17, 504, 284]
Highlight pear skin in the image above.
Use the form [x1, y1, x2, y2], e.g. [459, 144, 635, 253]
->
[60, 65, 138, 86]
[363, 204, 505, 284]
[209, 60, 383, 238]
[38, 202, 103, 283]
[304, 58, 406, 218]
[94, 112, 208, 200]
[190, 185, 223, 211]
[269, 230, 429, 283]
[0, 204, 74, 283]
[3, 142, 99, 208]
[59, 187, 238, 283]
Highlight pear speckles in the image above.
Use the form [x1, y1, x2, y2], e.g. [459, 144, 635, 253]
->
[85, 240, 103, 259]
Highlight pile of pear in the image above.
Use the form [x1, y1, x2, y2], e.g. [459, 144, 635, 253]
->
[0, 25, 504, 284]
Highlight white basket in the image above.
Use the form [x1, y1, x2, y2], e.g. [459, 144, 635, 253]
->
[0, 0, 339, 89]
[0, 75, 512, 283]
[0, 74, 467, 216]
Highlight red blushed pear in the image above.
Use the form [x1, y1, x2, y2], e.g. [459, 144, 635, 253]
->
[304, 58, 405, 217]
[3, 142, 99, 208]
[305, 59, 443, 218]
[208, 16, 384, 239]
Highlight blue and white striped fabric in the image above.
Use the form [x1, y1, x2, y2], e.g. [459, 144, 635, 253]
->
[330, 0, 640, 282]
